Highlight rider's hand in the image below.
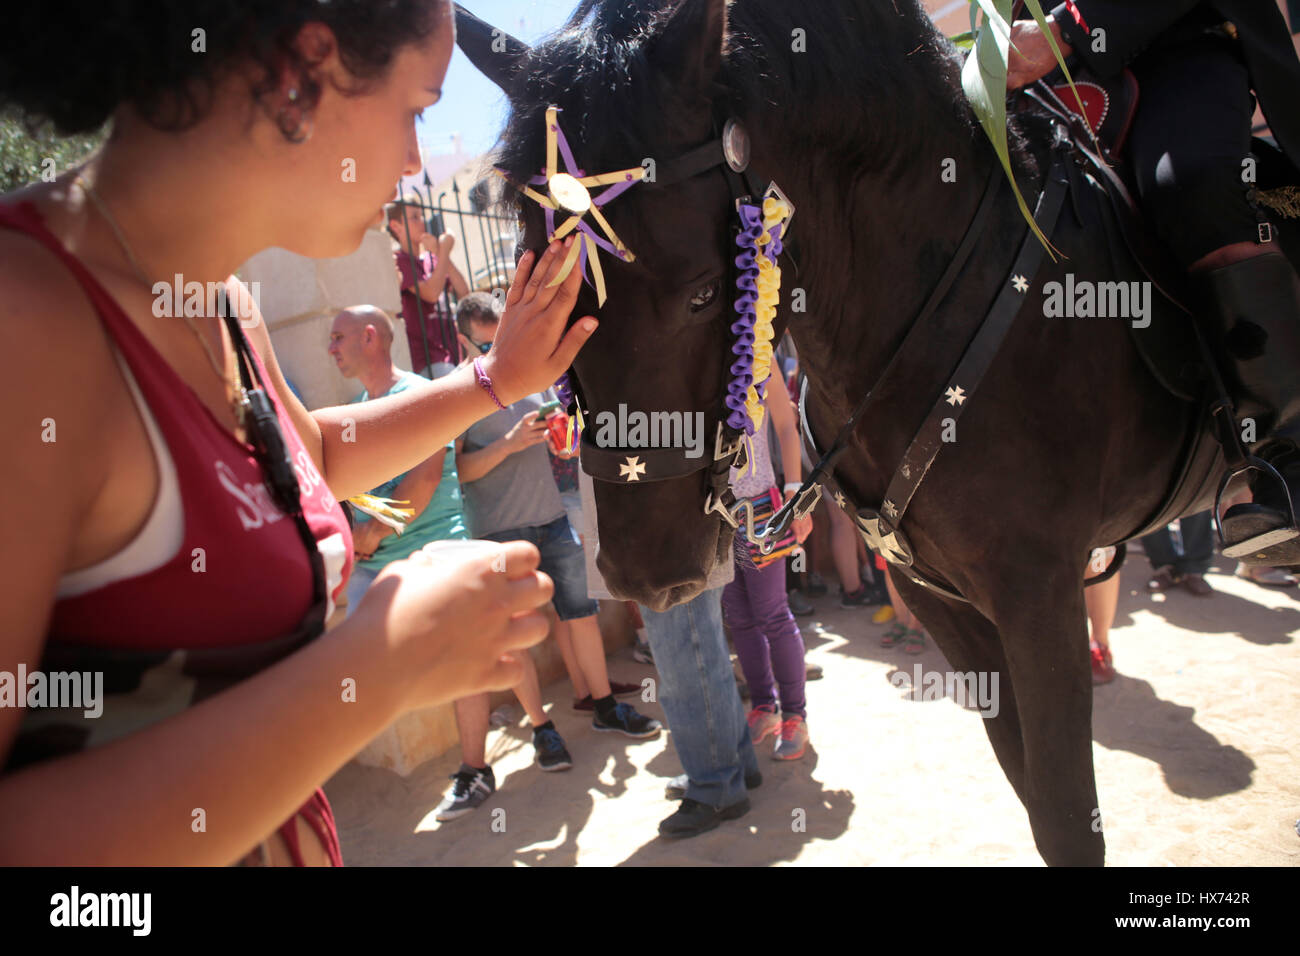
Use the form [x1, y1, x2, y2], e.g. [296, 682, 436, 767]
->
[1006, 16, 1073, 91]
[352, 539, 554, 711]
[481, 237, 598, 406]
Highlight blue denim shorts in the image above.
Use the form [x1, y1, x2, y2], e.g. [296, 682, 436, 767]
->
[480, 515, 599, 621]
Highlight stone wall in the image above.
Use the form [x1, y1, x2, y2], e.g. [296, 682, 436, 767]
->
[239, 226, 415, 410]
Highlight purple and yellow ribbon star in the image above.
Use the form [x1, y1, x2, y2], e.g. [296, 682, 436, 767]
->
[496, 105, 646, 307]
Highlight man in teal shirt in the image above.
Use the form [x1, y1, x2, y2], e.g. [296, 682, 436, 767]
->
[327, 305, 467, 614]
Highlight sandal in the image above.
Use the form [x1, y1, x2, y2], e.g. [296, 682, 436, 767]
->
[903, 628, 926, 655]
[881, 621, 908, 648]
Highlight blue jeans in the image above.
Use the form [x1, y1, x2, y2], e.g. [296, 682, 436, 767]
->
[639, 586, 758, 810]
[1142, 510, 1214, 577]
[480, 516, 598, 621]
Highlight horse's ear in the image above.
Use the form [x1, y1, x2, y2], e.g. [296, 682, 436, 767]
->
[646, 0, 728, 94]
[453, 3, 530, 94]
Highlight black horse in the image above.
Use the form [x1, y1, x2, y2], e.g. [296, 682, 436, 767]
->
[457, 0, 1298, 865]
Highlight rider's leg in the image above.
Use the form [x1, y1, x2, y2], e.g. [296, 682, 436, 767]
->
[1128, 33, 1300, 564]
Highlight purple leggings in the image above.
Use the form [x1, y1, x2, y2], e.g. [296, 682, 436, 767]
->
[721, 542, 807, 718]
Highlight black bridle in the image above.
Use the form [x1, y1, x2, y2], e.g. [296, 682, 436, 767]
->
[558, 116, 793, 544]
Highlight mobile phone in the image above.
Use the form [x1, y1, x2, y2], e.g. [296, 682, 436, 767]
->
[537, 400, 563, 419]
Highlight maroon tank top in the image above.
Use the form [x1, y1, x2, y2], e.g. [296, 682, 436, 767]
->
[0, 199, 353, 865]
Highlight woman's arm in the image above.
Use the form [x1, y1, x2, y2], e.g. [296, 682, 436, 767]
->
[768, 387, 803, 488]
[240, 238, 595, 501]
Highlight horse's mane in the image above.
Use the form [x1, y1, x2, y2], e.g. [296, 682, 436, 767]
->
[495, 0, 1045, 210]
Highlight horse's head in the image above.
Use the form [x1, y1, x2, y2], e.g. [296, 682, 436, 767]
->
[461, 0, 776, 610]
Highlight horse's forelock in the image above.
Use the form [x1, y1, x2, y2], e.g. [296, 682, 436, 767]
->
[495, 1, 709, 213]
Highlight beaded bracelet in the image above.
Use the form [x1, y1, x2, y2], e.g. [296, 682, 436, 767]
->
[473, 357, 506, 410]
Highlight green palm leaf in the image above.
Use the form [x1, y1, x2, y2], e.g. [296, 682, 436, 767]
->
[955, 0, 1093, 256]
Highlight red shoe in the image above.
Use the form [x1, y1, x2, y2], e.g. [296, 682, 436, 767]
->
[1090, 641, 1116, 685]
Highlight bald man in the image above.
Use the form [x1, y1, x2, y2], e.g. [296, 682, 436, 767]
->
[328, 306, 470, 614]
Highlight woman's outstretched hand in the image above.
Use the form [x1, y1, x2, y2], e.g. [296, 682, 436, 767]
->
[481, 237, 598, 405]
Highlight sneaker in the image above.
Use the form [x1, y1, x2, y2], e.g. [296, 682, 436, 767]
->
[805, 661, 824, 681]
[533, 726, 573, 772]
[434, 764, 496, 821]
[632, 638, 655, 665]
[747, 706, 782, 745]
[592, 701, 662, 739]
[658, 797, 751, 839]
[803, 572, 828, 597]
[1179, 573, 1214, 597]
[1090, 641, 1116, 685]
[787, 589, 815, 617]
[573, 681, 642, 711]
[1146, 566, 1181, 592]
[840, 583, 885, 608]
[664, 770, 763, 800]
[773, 715, 809, 760]
[1235, 564, 1298, 588]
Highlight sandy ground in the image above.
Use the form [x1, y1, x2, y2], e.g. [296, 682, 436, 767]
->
[326, 551, 1300, 866]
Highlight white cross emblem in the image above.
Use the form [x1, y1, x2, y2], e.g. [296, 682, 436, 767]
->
[883, 499, 898, 520]
[1011, 274, 1029, 293]
[833, 490, 846, 510]
[945, 385, 966, 406]
[619, 456, 647, 481]
[859, 514, 910, 565]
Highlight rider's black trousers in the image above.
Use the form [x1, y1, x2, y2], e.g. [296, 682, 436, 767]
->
[1125, 31, 1265, 269]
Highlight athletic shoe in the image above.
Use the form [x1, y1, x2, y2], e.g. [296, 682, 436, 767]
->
[803, 572, 828, 597]
[840, 584, 884, 608]
[572, 681, 642, 711]
[747, 706, 782, 745]
[805, 661, 824, 681]
[787, 589, 815, 617]
[664, 770, 763, 800]
[658, 797, 751, 839]
[434, 764, 496, 821]
[592, 702, 662, 739]
[1090, 641, 1116, 685]
[632, 638, 655, 665]
[773, 715, 809, 760]
[533, 727, 574, 772]
[1146, 566, 1180, 592]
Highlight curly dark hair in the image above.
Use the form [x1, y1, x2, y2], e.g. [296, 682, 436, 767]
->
[0, 0, 448, 137]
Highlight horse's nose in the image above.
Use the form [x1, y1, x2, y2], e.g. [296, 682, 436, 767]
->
[595, 552, 710, 612]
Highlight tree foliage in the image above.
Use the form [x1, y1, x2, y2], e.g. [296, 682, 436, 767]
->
[0, 109, 107, 192]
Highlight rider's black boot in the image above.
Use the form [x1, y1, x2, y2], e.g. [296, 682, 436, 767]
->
[1198, 252, 1300, 568]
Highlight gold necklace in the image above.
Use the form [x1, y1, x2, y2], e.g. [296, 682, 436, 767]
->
[74, 173, 247, 426]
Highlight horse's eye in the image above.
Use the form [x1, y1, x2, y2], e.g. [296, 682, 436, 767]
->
[690, 279, 721, 312]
